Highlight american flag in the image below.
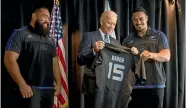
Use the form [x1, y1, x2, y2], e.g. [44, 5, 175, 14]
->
[49, 0, 68, 108]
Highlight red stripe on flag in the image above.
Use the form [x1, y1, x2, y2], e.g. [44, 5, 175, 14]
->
[57, 93, 66, 105]
[60, 74, 68, 95]
[62, 38, 65, 44]
[56, 45, 66, 73]
[56, 40, 68, 96]
[53, 104, 57, 108]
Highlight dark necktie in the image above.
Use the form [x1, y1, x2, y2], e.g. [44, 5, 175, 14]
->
[104, 34, 110, 43]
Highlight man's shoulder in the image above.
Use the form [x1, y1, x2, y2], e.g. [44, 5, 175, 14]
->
[84, 31, 99, 35]
[15, 26, 28, 32]
[11, 26, 28, 37]
[129, 32, 135, 36]
[148, 27, 164, 36]
[14, 26, 29, 35]
[124, 32, 135, 40]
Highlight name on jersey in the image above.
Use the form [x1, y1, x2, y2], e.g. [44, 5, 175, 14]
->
[112, 55, 124, 63]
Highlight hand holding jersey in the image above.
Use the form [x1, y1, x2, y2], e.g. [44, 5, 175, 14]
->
[131, 47, 139, 55]
[131, 46, 169, 62]
[93, 41, 105, 53]
[131, 47, 151, 61]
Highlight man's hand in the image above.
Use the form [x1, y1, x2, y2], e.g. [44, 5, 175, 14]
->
[131, 47, 139, 55]
[140, 50, 152, 61]
[19, 84, 33, 98]
[54, 84, 61, 96]
[93, 41, 105, 52]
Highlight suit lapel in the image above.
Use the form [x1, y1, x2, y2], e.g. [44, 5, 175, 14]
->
[110, 36, 116, 44]
[93, 31, 120, 45]
[94, 31, 103, 41]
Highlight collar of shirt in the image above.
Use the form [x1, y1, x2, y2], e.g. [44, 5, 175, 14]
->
[99, 28, 116, 40]
[145, 27, 152, 36]
[28, 24, 37, 33]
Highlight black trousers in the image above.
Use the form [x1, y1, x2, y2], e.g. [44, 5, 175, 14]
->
[84, 94, 95, 108]
[128, 88, 164, 108]
[14, 87, 54, 108]
[82, 72, 96, 108]
[30, 87, 54, 108]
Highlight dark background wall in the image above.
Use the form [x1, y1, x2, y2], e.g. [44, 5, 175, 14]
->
[1, 0, 185, 108]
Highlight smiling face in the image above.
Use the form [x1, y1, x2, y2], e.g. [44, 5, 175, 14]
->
[32, 8, 50, 35]
[100, 11, 117, 35]
[132, 11, 148, 32]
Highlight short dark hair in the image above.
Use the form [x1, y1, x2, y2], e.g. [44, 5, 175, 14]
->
[32, 6, 49, 13]
[132, 7, 147, 14]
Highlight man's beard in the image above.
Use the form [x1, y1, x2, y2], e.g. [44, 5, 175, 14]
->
[135, 25, 145, 32]
[35, 20, 49, 36]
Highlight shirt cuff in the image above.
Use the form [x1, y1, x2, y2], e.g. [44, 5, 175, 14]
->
[92, 48, 96, 56]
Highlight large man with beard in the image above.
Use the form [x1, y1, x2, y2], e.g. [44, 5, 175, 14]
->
[4, 7, 61, 108]
[122, 7, 171, 108]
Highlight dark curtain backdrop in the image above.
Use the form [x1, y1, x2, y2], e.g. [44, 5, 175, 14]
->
[1, 0, 185, 108]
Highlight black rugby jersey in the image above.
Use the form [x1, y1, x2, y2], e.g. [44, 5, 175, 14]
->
[91, 43, 136, 108]
[122, 27, 169, 88]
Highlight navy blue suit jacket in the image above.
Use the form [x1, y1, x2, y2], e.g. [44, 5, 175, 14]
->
[77, 31, 120, 68]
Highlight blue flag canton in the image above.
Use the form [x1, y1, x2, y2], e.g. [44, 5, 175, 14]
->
[49, 4, 63, 46]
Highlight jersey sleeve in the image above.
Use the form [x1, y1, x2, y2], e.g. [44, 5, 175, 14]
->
[158, 32, 170, 51]
[91, 51, 103, 70]
[5, 30, 24, 54]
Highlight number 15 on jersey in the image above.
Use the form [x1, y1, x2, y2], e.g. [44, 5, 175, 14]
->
[108, 62, 125, 82]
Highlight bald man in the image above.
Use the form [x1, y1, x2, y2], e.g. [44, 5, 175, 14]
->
[77, 11, 120, 107]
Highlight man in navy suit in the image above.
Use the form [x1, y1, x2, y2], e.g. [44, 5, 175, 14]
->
[77, 11, 120, 107]
[78, 11, 120, 67]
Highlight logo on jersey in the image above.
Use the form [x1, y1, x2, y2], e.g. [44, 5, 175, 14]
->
[27, 34, 33, 38]
[40, 44, 48, 51]
[149, 35, 156, 40]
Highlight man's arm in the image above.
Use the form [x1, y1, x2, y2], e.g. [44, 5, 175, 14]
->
[53, 57, 61, 85]
[4, 51, 26, 86]
[152, 49, 170, 62]
[4, 29, 26, 86]
[4, 29, 33, 98]
[140, 32, 171, 62]
[151, 31, 171, 62]
[53, 57, 61, 96]
[140, 49, 170, 62]
[77, 33, 95, 66]
[4, 51, 33, 98]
